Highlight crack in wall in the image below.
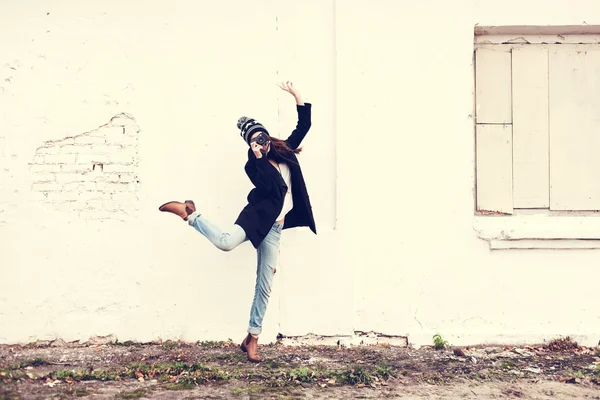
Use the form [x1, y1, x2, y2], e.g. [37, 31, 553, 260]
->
[28, 113, 141, 221]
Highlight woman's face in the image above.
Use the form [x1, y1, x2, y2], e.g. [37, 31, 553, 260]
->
[250, 132, 270, 153]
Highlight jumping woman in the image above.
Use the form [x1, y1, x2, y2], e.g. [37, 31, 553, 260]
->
[158, 81, 316, 362]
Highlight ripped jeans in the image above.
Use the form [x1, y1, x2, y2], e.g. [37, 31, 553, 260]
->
[187, 212, 281, 335]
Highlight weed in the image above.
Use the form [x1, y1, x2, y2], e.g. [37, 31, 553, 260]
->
[374, 364, 394, 379]
[433, 334, 449, 350]
[288, 367, 314, 383]
[10, 358, 48, 370]
[573, 369, 586, 379]
[564, 367, 587, 379]
[54, 370, 75, 379]
[312, 361, 327, 372]
[196, 340, 229, 348]
[129, 363, 150, 373]
[248, 385, 265, 394]
[500, 361, 516, 370]
[162, 340, 180, 350]
[336, 365, 372, 385]
[231, 387, 244, 396]
[113, 338, 136, 347]
[118, 389, 147, 399]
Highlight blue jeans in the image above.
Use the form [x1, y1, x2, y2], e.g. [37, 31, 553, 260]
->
[187, 212, 281, 335]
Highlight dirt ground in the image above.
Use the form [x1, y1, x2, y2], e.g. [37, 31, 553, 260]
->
[0, 337, 599, 399]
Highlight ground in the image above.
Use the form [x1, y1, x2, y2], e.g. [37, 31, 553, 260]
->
[0, 337, 599, 399]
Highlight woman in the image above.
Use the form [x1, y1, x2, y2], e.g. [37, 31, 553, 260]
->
[158, 81, 316, 362]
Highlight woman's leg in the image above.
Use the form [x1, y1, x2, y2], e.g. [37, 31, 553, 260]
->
[247, 223, 282, 336]
[187, 212, 247, 251]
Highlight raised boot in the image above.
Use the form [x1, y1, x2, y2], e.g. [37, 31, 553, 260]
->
[245, 335, 261, 363]
[158, 200, 196, 221]
[240, 333, 251, 353]
[240, 333, 260, 362]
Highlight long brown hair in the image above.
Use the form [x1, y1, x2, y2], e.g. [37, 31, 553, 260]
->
[269, 136, 302, 154]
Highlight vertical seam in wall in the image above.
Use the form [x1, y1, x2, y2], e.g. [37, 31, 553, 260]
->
[333, 0, 338, 231]
[547, 47, 551, 209]
[473, 47, 478, 213]
[510, 47, 515, 212]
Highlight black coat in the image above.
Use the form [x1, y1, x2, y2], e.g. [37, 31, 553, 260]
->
[234, 103, 316, 248]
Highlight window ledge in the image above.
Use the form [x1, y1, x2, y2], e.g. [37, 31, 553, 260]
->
[474, 214, 600, 250]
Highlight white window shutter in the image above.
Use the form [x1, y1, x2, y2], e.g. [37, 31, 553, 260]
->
[549, 48, 600, 210]
[512, 46, 550, 208]
[476, 124, 514, 214]
[475, 48, 512, 124]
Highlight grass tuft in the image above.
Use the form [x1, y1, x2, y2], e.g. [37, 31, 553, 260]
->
[433, 334, 449, 350]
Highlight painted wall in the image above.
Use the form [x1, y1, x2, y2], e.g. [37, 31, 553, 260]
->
[0, 0, 598, 346]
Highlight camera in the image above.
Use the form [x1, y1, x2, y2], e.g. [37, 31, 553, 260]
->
[251, 132, 270, 146]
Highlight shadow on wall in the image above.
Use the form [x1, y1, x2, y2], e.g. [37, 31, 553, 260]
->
[28, 114, 141, 222]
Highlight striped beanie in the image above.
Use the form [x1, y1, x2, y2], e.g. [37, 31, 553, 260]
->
[237, 116, 269, 145]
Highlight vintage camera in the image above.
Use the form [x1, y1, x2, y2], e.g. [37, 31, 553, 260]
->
[251, 132, 270, 146]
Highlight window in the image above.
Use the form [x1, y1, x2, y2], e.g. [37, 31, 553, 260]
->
[473, 26, 600, 249]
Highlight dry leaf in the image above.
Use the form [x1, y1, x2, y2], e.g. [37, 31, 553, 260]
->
[138, 377, 144, 382]
[135, 371, 144, 379]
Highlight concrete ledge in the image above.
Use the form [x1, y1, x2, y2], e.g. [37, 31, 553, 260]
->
[490, 239, 600, 250]
[474, 25, 600, 36]
[278, 332, 408, 347]
[474, 214, 600, 249]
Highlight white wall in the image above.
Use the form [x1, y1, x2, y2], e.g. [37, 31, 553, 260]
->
[0, 0, 598, 347]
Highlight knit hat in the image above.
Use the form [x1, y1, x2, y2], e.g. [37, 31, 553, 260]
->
[237, 116, 269, 145]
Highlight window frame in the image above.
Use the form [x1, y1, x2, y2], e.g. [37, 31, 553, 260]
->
[473, 26, 600, 250]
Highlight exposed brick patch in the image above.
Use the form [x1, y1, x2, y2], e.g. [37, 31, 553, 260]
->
[29, 113, 140, 221]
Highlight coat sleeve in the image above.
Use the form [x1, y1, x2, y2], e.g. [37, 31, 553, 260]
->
[284, 103, 312, 150]
[244, 153, 279, 194]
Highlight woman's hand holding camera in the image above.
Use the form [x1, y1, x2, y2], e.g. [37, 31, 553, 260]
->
[251, 141, 270, 159]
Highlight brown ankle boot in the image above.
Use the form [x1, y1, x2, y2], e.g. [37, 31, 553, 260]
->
[158, 200, 196, 221]
[240, 333, 251, 353]
[240, 333, 260, 362]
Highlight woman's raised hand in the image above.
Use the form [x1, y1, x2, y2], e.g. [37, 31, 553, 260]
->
[278, 81, 304, 105]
